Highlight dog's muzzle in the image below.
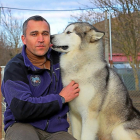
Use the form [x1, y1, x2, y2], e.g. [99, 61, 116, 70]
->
[50, 35, 69, 50]
[52, 45, 69, 50]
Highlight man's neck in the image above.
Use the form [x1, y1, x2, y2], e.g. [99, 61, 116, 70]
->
[26, 48, 50, 70]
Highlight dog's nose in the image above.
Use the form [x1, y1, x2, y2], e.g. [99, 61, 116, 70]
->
[50, 35, 54, 40]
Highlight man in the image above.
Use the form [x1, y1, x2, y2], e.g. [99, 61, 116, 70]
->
[1, 15, 80, 140]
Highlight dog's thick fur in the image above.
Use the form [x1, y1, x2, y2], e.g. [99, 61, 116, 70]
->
[51, 22, 140, 140]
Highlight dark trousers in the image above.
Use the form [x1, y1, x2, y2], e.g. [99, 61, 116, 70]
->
[5, 123, 76, 140]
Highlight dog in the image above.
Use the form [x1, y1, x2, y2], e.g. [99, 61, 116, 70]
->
[50, 22, 140, 140]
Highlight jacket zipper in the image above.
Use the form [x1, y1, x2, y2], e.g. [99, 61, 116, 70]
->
[45, 120, 49, 131]
[53, 71, 58, 91]
[47, 70, 52, 95]
[49, 58, 58, 92]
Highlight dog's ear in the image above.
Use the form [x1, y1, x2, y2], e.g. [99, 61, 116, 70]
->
[90, 32, 104, 43]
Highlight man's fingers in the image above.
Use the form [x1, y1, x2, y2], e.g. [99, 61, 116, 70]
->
[70, 81, 75, 86]
[69, 81, 79, 88]
[74, 88, 80, 93]
[73, 83, 79, 89]
[74, 92, 79, 97]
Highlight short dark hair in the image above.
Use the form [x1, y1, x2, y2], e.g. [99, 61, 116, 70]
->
[22, 15, 50, 36]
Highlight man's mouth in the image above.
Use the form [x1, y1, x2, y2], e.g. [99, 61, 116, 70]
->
[37, 45, 45, 47]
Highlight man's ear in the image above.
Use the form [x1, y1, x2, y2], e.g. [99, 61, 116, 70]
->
[90, 32, 104, 43]
[21, 35, 26, 45]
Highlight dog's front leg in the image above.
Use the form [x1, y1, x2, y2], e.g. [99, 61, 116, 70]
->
[69, 111, 82, 140]
[81, 112, 99, 140]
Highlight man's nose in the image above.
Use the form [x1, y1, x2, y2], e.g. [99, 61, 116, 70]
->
[37, 35, 44, 42]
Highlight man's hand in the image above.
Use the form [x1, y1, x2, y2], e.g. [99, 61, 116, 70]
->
[59, 81, 80, 103]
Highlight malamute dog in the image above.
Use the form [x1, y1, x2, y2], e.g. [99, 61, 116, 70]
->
[51, 22, 140, 140]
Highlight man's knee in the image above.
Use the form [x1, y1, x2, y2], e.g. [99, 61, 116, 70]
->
[5, 123, 39, 140]
[48, 131, 76, 140]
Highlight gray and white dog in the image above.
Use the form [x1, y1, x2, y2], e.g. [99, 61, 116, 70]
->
[51, 22, 140, 140]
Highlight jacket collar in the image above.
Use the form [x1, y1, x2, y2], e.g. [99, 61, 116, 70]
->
[21, 45, 52, 71]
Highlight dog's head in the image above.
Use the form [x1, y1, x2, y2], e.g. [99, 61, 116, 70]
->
[50, 22, 104, 53]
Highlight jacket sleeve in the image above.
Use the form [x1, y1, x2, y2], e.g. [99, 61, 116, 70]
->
[2, 62, 63, 122]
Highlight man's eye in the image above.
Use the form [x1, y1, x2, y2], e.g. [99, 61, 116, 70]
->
[66, 31, 71, 34]
[31, 33, 37, 36]
[43, 33, 49, 36]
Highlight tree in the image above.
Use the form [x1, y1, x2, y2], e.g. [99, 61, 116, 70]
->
[71, 10, 105, 25]
[0, 33, 12, 66]
[71, 0, 140, 91]
[1, 7, 23, 58]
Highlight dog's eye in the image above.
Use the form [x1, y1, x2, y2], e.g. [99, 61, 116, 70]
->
[66, 31, 71, 34]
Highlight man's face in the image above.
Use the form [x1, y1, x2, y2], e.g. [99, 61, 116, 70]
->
[21, 20, 50, 56]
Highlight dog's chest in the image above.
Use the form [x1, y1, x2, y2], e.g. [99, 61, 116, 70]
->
[60, 54, 99, 86]
[69, 84, 97, 112]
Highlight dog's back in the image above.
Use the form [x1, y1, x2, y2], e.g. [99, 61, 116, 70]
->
[98, 68, 140, 139]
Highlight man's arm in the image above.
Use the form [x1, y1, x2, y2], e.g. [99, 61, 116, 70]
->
[2, 62, 60, 121]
